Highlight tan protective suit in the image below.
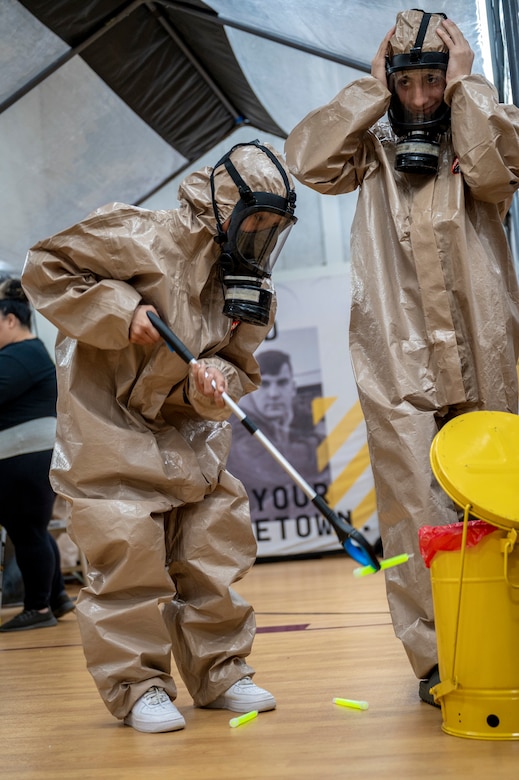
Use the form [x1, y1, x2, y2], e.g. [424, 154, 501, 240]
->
[285, 16, 519, 677]
[22, 143, 293, 718]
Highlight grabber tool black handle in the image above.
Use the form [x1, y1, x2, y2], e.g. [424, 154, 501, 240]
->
[147, 310, 381, 571]
[147, 311, 196, 365]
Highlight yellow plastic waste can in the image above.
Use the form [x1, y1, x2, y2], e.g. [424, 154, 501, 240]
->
[425, 410, 519, 740]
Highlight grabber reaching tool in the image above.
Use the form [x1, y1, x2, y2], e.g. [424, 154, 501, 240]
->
[147, 311, 381, 571]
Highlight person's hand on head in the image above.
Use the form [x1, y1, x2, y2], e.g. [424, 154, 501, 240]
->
[129, 304, 161, 345]
[371, 26, 396, 87]
[436, 18, 474, 82]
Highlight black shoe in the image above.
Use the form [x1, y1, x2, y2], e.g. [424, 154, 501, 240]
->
[419, 665, 441, 707]
[51, 592, 76, 618]
[0, 609, 58, 632]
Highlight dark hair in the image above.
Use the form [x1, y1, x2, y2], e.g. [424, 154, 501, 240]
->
[0, 278, 32, 328]
[257, 349, 293, 376]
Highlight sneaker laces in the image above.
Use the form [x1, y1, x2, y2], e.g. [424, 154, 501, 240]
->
[143, 687, 169, 706]
[233, 676, 254, 690]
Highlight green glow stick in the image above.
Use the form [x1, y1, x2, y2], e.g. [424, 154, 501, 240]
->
[333, 697, 369, 710]
[353, 552, 412, 578]
[229, 710, 258, 728]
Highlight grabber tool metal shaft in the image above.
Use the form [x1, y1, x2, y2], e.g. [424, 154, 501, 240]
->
[147, 311, 381, 570]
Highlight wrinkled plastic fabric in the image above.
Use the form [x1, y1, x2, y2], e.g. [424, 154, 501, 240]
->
[285, 24, 519, 678]
[388, 9, 449, 59]
[418, 520, 496, 568]
[22, 142, 294, 718]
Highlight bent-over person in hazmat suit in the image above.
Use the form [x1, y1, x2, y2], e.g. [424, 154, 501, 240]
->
[285, 10, 519, 706]
[22, 140, 297, 733]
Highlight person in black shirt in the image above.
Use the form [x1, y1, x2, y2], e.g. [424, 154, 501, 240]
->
[0, 278, 74, 632]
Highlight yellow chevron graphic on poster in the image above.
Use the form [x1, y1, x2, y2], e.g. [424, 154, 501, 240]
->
[312, 397, 377, 529]
[315, 399, 364, 471]
[312, 396, 337, 424]
[350, 488, 377, 527]
[325, 443, 371, 506]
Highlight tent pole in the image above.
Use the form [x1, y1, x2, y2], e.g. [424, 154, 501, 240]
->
[156, 0, 371, 72]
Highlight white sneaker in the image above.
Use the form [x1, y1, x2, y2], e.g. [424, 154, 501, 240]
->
[204, 676, 276, 713]
[124, 687, 186, 733]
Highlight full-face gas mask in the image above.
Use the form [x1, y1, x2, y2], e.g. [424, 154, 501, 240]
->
[386, 11, 450, 175]
[210, 140, 297, 326]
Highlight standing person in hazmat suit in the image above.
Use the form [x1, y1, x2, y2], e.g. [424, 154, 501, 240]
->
[22, 140, 297, 733]
[285, 10, 519, 705]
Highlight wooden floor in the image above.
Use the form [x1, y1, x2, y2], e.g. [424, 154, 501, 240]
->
[1, 553, 518, 779]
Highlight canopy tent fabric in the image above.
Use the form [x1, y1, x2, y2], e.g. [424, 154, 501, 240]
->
[14, 0, 285, 160]
[0, 0, 517, 277]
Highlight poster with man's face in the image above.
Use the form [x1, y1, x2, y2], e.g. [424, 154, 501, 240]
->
[226, 271, 379, 558]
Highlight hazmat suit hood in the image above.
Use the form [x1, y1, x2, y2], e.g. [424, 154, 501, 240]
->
[388, 9, 449, 65]
[177, 141, 296, 233]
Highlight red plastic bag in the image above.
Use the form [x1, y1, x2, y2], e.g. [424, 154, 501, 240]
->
[418, 520, 497, 568]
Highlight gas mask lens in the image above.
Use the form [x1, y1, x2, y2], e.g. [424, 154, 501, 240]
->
[234, 212, 295, 276]
[221, 208, 296, 327]
[388, 69, 448, 175]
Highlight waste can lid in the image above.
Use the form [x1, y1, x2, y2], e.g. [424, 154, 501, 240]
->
[430, 411, 519, 530]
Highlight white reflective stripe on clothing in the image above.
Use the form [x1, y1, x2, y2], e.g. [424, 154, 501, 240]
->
[0, 417, 56, 460]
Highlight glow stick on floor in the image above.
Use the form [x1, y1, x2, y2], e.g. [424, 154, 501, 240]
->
[353, 553, 413, 578]
[333, 698, 369, 710]
[229, 710, 258, 728]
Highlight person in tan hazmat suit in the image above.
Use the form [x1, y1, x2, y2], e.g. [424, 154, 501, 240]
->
[21, 140, 297, 733]
[285, 10, 519, 705]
